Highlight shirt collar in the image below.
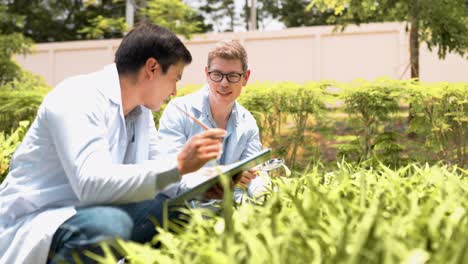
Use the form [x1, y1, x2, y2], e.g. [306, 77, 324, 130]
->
[125, 105, 143, 122]
[193, 84, 240, 128]
[96, 63, 122, 106]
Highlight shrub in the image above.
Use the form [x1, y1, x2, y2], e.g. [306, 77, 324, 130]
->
[340, 78, 405, 162]
[0, 120, 29, 182]
[92, 162, 468, 263]
[408, 82, 468, 167]
[239, 81, 331, 168]
[0, 69, 49, 132]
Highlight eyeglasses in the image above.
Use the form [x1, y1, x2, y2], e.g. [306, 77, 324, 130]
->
[208, 71, 244, 83]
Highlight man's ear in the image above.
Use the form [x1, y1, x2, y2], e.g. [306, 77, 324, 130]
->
[205, 66, 211, 81]
[242, 69, 251, 86]
[145, 58, 160, 80]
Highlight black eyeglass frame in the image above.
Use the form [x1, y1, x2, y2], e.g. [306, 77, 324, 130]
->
[207, 71, 245, 83]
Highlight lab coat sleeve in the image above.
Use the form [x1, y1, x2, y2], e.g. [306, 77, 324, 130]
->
[44, 96, 180, 205]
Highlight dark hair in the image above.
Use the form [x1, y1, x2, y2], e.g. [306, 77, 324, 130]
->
[115, 22, 192, 75]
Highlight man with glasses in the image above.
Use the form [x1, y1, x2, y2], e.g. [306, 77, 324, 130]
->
[157, 40, 262, 203]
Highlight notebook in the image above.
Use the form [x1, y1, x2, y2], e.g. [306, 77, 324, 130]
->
[167, 148, 272, 205]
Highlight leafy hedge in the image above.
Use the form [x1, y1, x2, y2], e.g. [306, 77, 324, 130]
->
[238, 81, 331, 168]
[0, 120, 29, 182]
[93, 163, 468, 263]
[407, 82, 467, 167]
[1, 79, 466, 172]
[234, 79, 466, 168]
[0, 69, 49, 132]
[153, 79, 467, 168]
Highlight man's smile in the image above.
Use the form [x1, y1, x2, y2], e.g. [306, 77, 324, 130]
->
[217, 90, 232, 96]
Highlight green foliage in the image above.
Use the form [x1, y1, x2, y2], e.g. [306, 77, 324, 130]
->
[239, 82, 331, 168]
[372, 132, 405, 167]
[1, 0, 209, 42]
[153, 80, 466, 168]
[0, 120, 29, 182]
[1, 78, 466, 181]
[197, 0, 237, 32]
[0, 33, 32, 84]
[78, 15, 128, 39]
[407, 82, 468, 167]
[258, 0, 341, 27]
[2, 67, 49, 91]
[0, 0, 119, 42]
[279, 82, 329, 167]
[0, 70, 49, 132]
[139, 0, 203, 39]
[0, 5, 32, 84]
[340, 78, 405, 162]
[337, 137, 362, 162]
[238, 82, 284, 140]
[93, 162, 468, 263]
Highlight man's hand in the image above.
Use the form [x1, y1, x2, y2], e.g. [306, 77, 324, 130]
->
[204, 183, 224, 199]
[236, 170, 257, 188]
[177, 128, 226, 175]
[204, 170, 256, 199]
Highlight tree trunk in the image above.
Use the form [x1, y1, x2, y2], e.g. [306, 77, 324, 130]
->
[409, 6, 419, 78]
[250, 0, 257, 31]
[245, 0, 250, 31]
[125, 0, 135, 29]
[407, 0, 419, 133]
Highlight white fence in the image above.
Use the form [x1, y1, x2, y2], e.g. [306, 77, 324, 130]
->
[15, 22, 468, 87]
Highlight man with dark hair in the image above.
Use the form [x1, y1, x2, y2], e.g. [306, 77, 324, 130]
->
[0, 23, 226, 264]
[114, 23, 192, 75]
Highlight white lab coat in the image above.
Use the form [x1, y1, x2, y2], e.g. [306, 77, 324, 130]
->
[0, 64, 180, 264]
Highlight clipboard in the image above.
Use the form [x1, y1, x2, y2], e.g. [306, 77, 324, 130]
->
[167, 148, 272, 206]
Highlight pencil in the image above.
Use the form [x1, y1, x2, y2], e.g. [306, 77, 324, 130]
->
[173, 103, 210, 130]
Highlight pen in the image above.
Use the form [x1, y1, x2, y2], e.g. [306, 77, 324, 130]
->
[173, 103, 210, 130]
[173, 103, 224, 161]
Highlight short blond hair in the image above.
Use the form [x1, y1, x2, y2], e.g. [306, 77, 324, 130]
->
[207, 40, 248, 72]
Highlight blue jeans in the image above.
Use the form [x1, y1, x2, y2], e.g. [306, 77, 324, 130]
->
[48, 193, 179, 263]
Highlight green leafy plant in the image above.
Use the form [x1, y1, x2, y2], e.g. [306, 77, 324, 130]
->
[139, 0, 204, 39]
[91, 162, 468, 263]
[341, 78, 404, 162]
[0, 71, 49, 132]
[0, 120, 29, 182]
[239, 81, 331, 168]
[281, 82, 329, 167]
[408, 82, 468, 167]
[372, 131, 406, 167]
[78, 15, 128, 39]
[239, 82, 287, 141]
[0, 4, 32, 84]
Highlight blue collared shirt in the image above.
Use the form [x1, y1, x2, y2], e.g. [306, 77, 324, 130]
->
[157, 85, 262, 165]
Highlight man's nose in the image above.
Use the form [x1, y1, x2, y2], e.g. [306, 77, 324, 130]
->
[221, 76, 230, 86]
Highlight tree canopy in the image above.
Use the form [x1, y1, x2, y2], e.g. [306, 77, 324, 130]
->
[0, 0, 207, 42]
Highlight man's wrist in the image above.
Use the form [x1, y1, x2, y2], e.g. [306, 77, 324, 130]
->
[177, 153, 185, 176]
[144, 154, 182, 191]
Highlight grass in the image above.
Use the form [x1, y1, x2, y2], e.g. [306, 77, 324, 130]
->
[90, 162, 468, 264]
